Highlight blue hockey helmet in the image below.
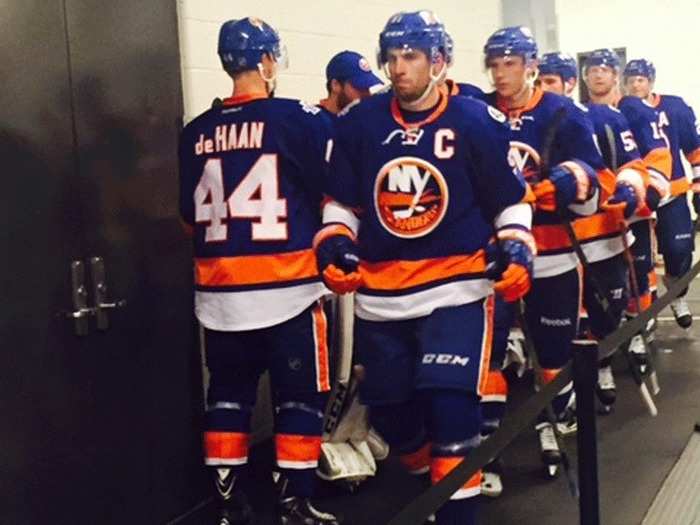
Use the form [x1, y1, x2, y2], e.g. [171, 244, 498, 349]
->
[538, 52, 577, 81]
[623, 59, 656, 82]
[377, 10, 452, 67]
[218, 17, 288, 74]
[583, 48, 620, 72]
[483, 26, 538, 65]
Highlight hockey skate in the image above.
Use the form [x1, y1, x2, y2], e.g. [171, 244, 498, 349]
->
[670, 296, 692, 330]
[596, 365, 616, 414]
[628, 333, 649, 374]
[212, 468, 253, 525]
[480, 458, 504, 497]
[275, 472, 342, 525]
[536, 422, 561, 478]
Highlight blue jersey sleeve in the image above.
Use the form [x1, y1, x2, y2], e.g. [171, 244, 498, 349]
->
[557, 102, 607, 171]
[677, 100, 700, 156]
[461, 99, 529, 222]
[281, 104, 335, 202]
[326, 107, 363, 209]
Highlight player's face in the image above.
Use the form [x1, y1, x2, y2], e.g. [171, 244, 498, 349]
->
[539, 74, 565, 95]
[625, 75, 652, 99]
[487, 56, 529, 98]
[585, 65, 617, 97]
[386, 48, 433, 102]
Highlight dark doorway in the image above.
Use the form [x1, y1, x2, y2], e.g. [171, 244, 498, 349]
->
[0, 2, 207, 523]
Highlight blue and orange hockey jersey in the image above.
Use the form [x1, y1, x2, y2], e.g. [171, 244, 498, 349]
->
[467, 87, 614, 276]
[179, 95, 333, 331]
[647, 94, 700, 202]
[323, 91, 530, 321]
[617, 95, 673, 198]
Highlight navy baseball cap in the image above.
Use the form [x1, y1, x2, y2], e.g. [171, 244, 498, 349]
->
[326, 50, 383, 91]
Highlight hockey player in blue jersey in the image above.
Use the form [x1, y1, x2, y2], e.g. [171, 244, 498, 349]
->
[481, 27, 619, 469]
[581, 48, 671, 407]
[538, 52, 578, 98]
[624, 58, 700, 330]
[319, 50, 383, 116]
[313, 11, 534, 524]
[179, 17, 341, 525]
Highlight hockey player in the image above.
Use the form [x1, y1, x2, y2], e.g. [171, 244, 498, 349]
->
[624, 58, 700, 330]
[179, 18, 340, 525]
[319, 50, 383, 115]
[314, 11, 534, 524]
[581, 48, 670, 408]
[538, 52, 578, 97]
[480, 27, 616, 468]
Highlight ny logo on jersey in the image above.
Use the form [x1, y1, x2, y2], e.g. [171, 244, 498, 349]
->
[382, 128, 425, 146]
[374, 156, 448, 239]
[508, 141, 541, 181]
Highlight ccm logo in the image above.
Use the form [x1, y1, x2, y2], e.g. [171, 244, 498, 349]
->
[422, 353, 470, 366]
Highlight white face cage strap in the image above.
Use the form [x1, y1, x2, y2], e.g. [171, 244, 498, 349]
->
[385, 60, 448, 110]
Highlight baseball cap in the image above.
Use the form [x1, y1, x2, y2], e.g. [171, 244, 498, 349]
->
[326, 50, 383, 91]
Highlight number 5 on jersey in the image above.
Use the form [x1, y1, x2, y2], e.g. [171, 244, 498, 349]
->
[195, 154, 287, 242]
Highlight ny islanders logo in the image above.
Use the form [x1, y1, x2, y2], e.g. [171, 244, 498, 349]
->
[508, 141, 542, 182]
[374, 156, 448, 238]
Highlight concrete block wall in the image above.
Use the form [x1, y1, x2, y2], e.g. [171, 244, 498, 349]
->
[177, 0, 502, 122]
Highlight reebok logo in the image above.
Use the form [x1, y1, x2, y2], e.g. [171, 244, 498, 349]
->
[422, 353, 470, 366]
[540, 316, 572, 327]
[675, 233, 692, 240]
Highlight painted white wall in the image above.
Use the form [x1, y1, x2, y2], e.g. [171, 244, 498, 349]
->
[556, 0, 700, 111]
[177, 0, 501, 122]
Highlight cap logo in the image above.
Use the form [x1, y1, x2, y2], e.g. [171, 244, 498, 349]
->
[358, 57, 371, 72]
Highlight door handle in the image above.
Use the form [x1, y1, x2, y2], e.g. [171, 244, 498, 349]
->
[89, 256, 127, 331]
[62, 260, 91, 336]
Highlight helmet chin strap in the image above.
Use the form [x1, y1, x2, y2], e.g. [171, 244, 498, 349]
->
[257, 63, 277, 96]
[396, 62, 448, 110]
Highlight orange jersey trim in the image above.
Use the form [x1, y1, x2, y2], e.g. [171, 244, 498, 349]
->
[390, 94, 449, 130]
[597, 167, 618, 201]
[400, 442, 432, 473]
[541, 368, 561, 384]
[482, 368, 508, 398]
[534, 213, 623, 252]
[360, 251, 486, 291]
[686, 147, 700, 166]
[644, 148, 673, 180]
[669, 177, 690, 196]
[497, 87, 544, 120]
[477, 295, 495, 396]
[275, 434, 322, 462]
[312, 301, 331, 392]
[204, 431, 249, 461]
[431, 457, 482, 489]
[223, 93, 268, 106]
[195, 249, 318, 287]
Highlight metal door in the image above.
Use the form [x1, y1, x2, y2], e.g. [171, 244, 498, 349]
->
[0, 2, 207, 523]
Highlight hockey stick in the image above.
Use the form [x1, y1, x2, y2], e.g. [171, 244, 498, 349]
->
[619, 221, 661, 395]
[322, 293, 357, 439]
[516, 302, 579, 498]
[539, 111, 657, 415]
[603, 122, 659, 394]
